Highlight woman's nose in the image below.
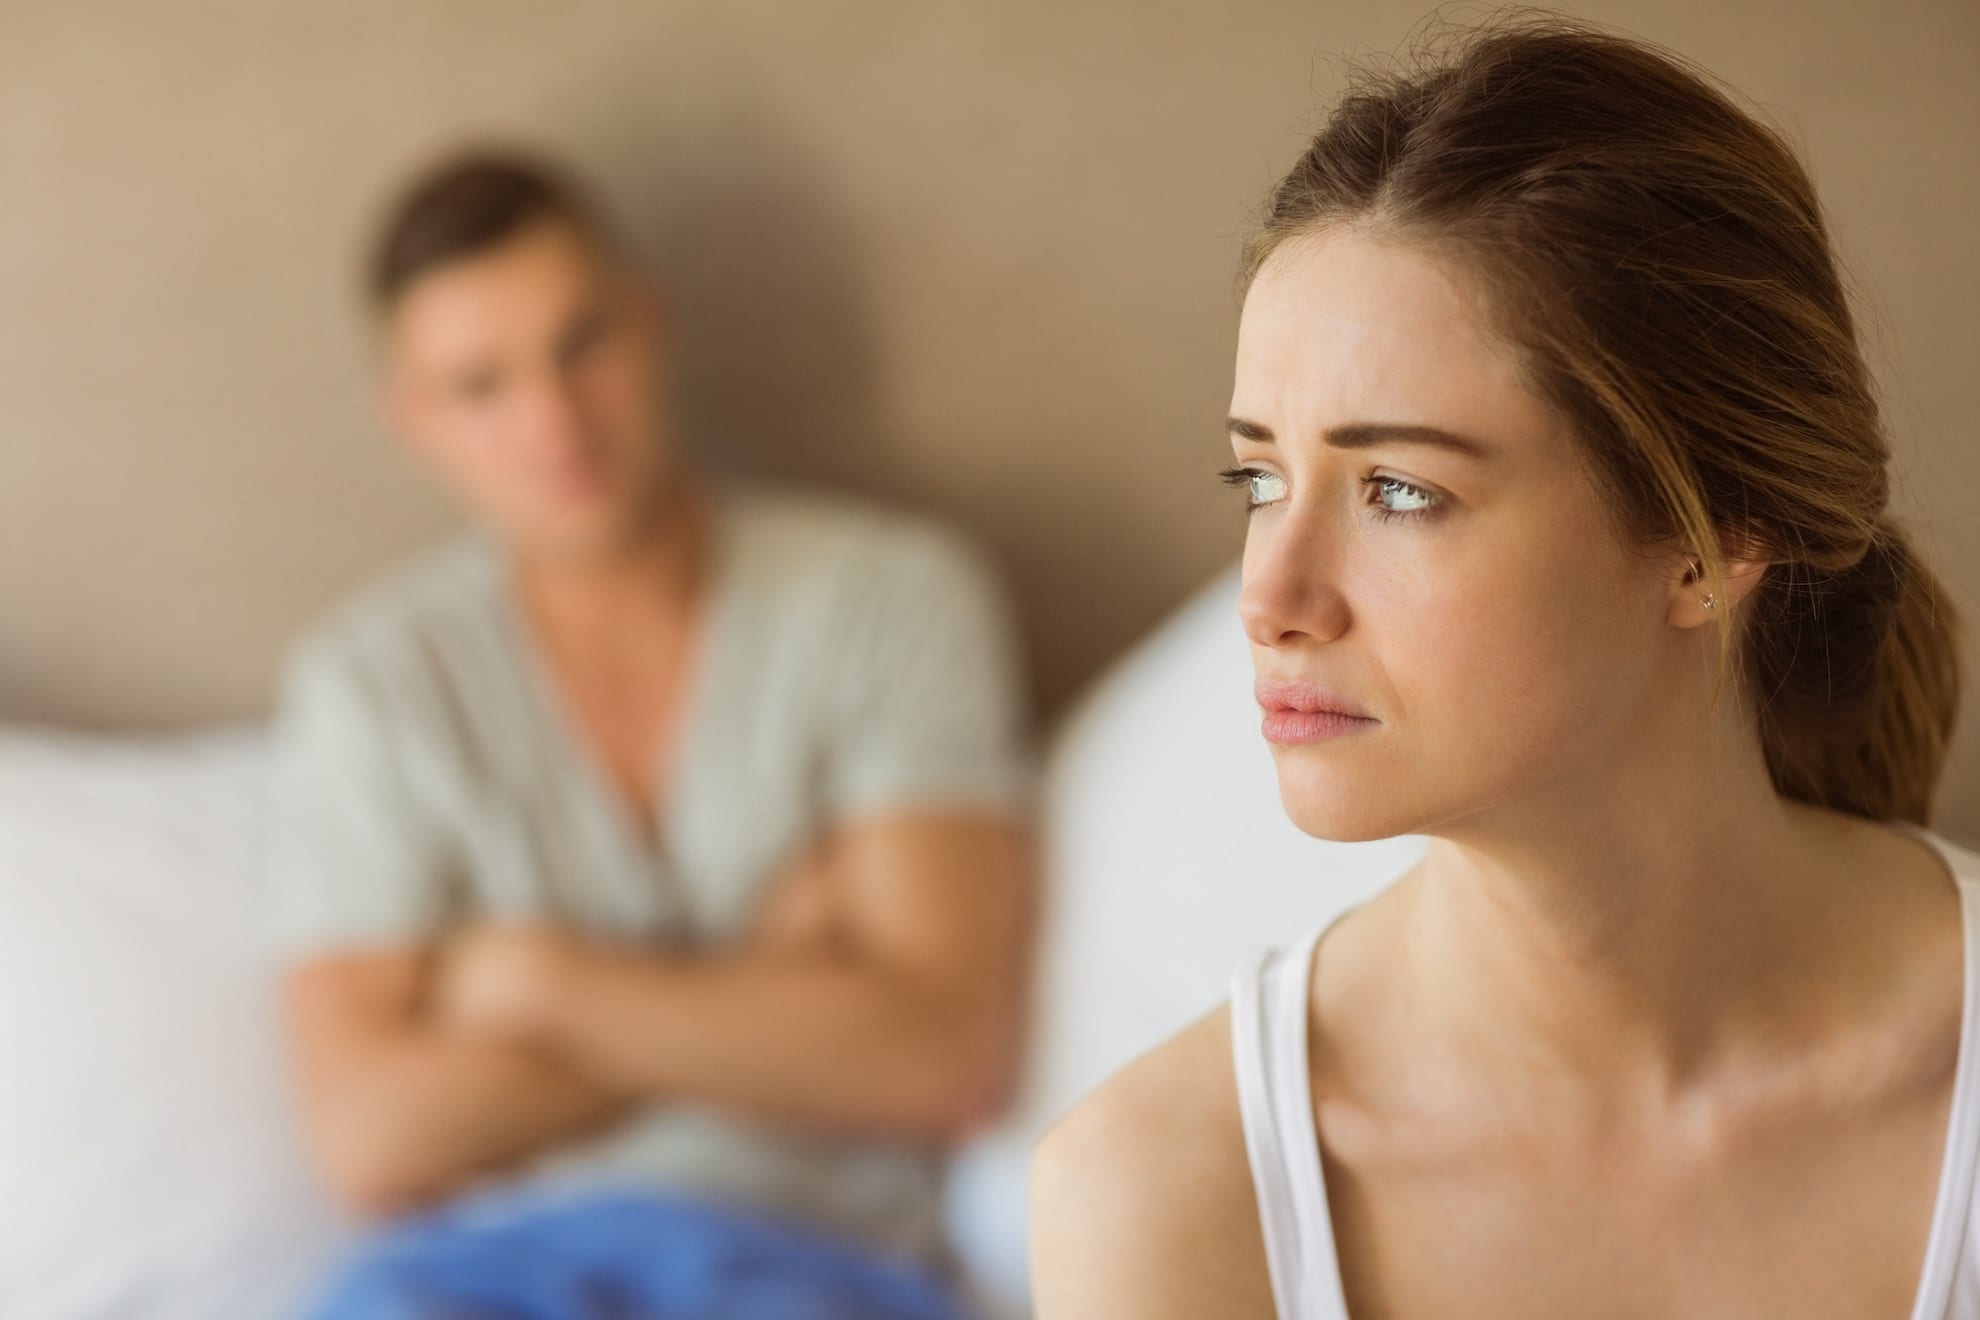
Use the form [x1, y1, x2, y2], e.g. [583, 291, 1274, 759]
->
[1237, 522, 1348, 649]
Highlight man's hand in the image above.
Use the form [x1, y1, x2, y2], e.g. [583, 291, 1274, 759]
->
[744, 830, 851, 952]
[283, 945, 639, 1217]
[433, 923, 584, 1041]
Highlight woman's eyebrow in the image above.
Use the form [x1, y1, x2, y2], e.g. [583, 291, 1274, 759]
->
[1226, 417, 1497, 460]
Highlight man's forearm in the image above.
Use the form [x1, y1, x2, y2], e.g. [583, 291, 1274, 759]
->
[532, 945, 1010, 1144]
[428, 814, 1036, 1150]
[303, 1026, 635, 1216]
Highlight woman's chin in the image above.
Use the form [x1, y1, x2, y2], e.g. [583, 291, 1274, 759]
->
[1274, 775, 1411, 843]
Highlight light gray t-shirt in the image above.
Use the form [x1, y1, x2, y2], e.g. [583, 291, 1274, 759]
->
[266, 479, 1035, 1261]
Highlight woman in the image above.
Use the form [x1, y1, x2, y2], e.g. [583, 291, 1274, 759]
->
[1030, 14, 1974, 1319]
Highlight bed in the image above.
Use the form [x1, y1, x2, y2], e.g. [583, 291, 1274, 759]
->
[0, 565, 1414, 1319]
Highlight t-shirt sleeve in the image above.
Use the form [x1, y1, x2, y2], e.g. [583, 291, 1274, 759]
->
[815, 523, 1036, 821]
[264, 633, 456, 961]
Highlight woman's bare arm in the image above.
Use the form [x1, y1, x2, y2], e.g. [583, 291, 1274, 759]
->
[1029, 1005, 1280, 1319]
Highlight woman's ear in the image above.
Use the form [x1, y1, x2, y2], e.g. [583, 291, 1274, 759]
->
[1669, 526, 1774, 627]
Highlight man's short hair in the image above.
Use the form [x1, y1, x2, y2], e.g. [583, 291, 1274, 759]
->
[365, 147, 617, 311]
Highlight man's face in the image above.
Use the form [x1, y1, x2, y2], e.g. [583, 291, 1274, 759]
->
[382, 218, 677, 560]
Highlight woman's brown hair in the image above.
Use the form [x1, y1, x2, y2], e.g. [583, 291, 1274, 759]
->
[1242, 9, 1965, 824]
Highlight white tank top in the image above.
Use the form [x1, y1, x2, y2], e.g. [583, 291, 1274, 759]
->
[1230, 821, 1980, 1320]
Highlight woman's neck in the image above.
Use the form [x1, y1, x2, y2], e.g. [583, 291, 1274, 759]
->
[1396, 709, 1876, 1111]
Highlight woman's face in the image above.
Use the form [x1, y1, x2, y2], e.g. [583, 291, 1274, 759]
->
[1229, 228, 1679, 841]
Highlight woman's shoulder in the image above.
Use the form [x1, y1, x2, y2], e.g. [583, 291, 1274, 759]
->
[1028, 1003, 1278, 1319]
[1035, 1003, 1243, 1173]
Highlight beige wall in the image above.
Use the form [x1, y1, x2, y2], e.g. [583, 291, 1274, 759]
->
[2, 0, 1977, 830]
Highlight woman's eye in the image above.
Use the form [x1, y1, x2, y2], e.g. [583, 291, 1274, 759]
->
[1364, 475, 1441, 523]
[1218, 466, 1443, 523]
[1216, 465, 1286, 513]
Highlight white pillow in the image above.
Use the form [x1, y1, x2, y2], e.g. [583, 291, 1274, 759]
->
[0, 726, 350, 1320]
[942, 564, 1424, 1316]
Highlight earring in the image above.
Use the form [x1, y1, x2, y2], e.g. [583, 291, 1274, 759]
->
[1686, 558, 1715, 611]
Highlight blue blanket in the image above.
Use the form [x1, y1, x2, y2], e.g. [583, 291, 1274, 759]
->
[302, 1184, 972, 1320]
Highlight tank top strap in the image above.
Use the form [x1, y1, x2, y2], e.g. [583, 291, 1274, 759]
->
[1885, 820, 1980, 1319]
[1230, 913, 1355, 1319]
[1928, 863, 1980, 1318]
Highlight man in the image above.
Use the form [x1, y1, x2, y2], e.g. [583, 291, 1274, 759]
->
[269, 146, 1037, 1306]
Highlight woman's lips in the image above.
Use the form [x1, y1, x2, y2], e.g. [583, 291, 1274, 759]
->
[1254, 680, 1379, 745]
[1260, 707, 1379, 745]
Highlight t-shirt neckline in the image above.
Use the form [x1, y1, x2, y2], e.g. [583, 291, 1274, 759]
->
[478, 486, 744, 917]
